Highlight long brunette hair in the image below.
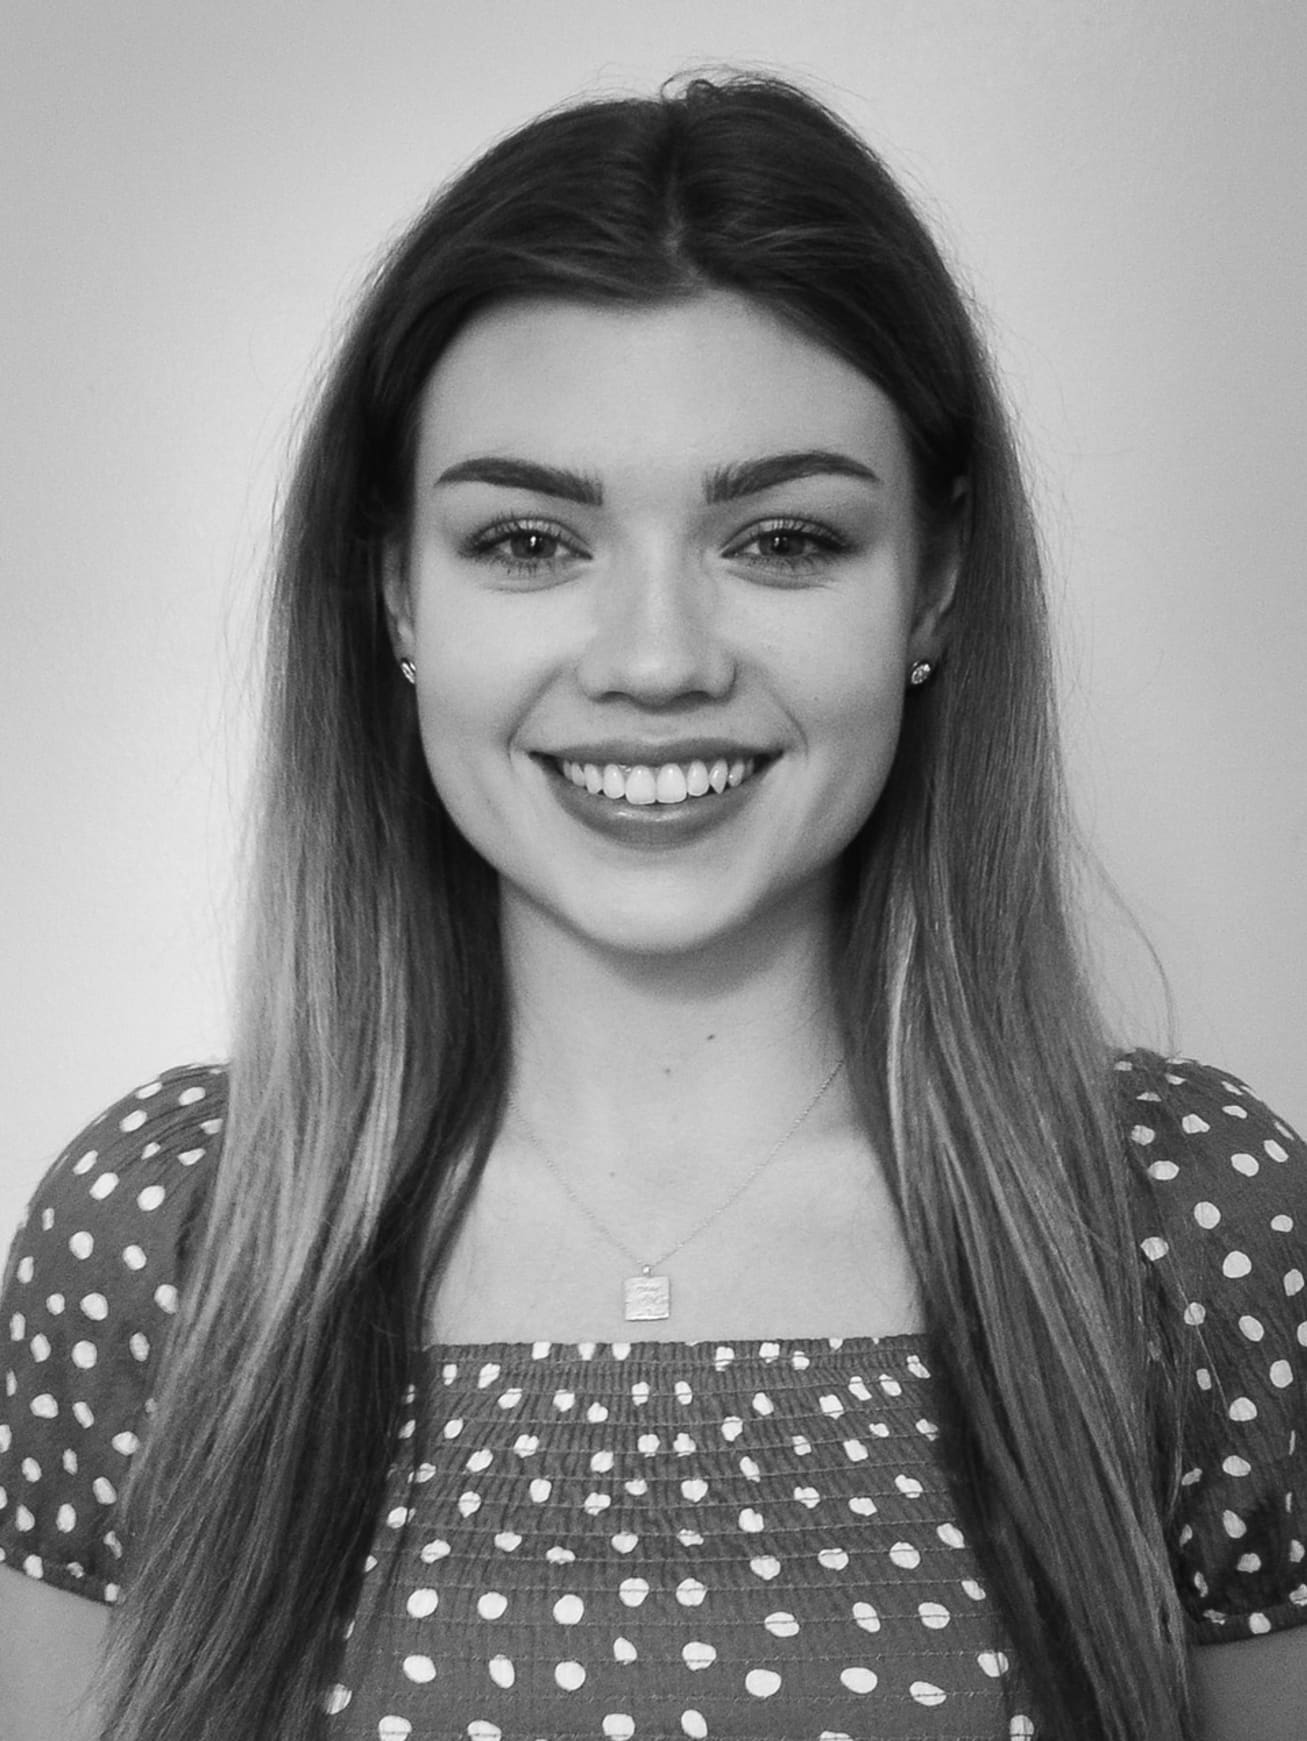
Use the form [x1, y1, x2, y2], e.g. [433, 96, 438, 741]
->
[99, 73, 1193, 1739]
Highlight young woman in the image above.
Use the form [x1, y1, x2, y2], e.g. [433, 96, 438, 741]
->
[1, 73, 1303, 1741]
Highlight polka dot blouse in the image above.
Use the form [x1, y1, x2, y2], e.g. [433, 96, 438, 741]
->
[2, 1054, 1305, 1739]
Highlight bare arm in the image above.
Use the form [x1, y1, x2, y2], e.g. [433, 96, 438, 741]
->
[1192, 1628, 1307, 1741]
[0, 1567, 110, 1741]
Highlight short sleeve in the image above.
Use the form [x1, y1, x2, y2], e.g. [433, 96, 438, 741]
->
[1122, 1052, 1307, 1642]
[0, 1063, 225, 1602]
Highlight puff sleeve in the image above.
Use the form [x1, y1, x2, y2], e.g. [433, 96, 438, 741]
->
[1121, 1052, 1307, 1641]
[0, 1063, 225, 1602]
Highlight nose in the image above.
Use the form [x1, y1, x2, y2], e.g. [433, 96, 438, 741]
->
[575, 542, 737, 705]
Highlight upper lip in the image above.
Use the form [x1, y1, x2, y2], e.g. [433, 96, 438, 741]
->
[539, 739, 776, 766]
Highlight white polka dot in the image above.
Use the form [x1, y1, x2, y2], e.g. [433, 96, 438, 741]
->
[764, 1611, 800, 1638]
[937, 1522, 965, 1548]
[1010, 1718, 1036, 1739]
[1223, 1251, 1252, 1279]
[111, 1430, 139, 1455]
[487, 1654, 515, 1688]
[683, 1640, 717, 1669]
[1238, 1315, 1264, 1341]
[1140, 1236, 1168, 1261]
[852, 1601, 880, 1632]
[895, 1473, 924, 1498]
[1270, 1359, 1294, 1388]
[553, 1594, 585, 1625]
[962, 1577, 986, 1600]
[1272, 1214, 1294, 1232]
[466, 1725, 501, 1741]
[137, 1186, 166, 1212]
[1248, 1613, 1272, 1634]
[72, 1150, 98, 1175]
[406, 1588, 438, 1618]
[121, 1246, 147, 1271]
[89, 1174, 119, 1201]
[979, 1650, 1009, 1677]
[30, 1395, 57, 1419]
[401, 1655, 436, 1683]
[738, 1507, 764, 1533]
[818, 1547, 849, 1571]
[28, 1333, 49, 1361]
[911, 1681, 947, 1707]
[1265, 1140, 1289, 1163]
[92, 1477, 116, 1504]
[378, 1718, 412, 1740]
[71, 1341, 97, 1370]
[889, 1541, 921, 1569]
[1222, 1510, 1247, 1539]
[681, 1713, 708, 1739]
[752, 1391, 773, 1415]
[1194, 1202, 1221, 1229]
[749, 1556, 781, 1580]
[154, 1285, 179, 1315]
[1130, 1125, 1156, 1146]
[613, 1636, 638, 1663]
[1182, 1114, 1210, 1135]
[1223, 1455, 1252, 1477]
[745, 1668, 781, 1698]
[69, 1232, 94, 1260]
[496, 1388, 522, 1410]
[848, 1495, 876, 1516]
[477, 1591, 507, 1620]
[129, 1333, 150, 1362]
[602, 1717, 634, 1740]
[120, 1110, 147, 1133]
[177, 1085, 206, 1105]
[619, 1577, 650, 1607]
[1232, 1153, 1259, 1177]
[682, 1477, 708, 1502]
[554, 1661, 586, 1691]
[918, 1601, 951, 1628]
[529, 1478, 551, 1503]
[1286, 1269, 1305, 1297]
[676, 1577, 707, 1607]
[322, 1683, 351, 1715]
[840, 1667, 878, 1694]
[1229, 1396, 1258, 1422]
[1147, 1160, 1179, 1181]
[56, 1504, 76, 1533]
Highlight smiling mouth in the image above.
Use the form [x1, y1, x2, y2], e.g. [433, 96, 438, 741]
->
[549, 755, 767, 805]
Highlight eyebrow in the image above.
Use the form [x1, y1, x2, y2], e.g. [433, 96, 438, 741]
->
[433, 448, 882, 505]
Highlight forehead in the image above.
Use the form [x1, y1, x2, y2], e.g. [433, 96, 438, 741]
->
[415, 292, 911, 488]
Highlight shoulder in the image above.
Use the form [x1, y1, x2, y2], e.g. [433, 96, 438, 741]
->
[0, 1063, 228, 1601]
[1114, 1049, 1305, 1296]
[3, 1062, 228, 1311]
[1115, 1050, 1307, 1641]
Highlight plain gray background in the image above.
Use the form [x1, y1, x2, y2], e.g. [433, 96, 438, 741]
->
[3, 0, 1304, 1244]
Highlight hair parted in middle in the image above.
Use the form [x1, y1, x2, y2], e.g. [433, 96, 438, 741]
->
[99, 72, 1196, 1741]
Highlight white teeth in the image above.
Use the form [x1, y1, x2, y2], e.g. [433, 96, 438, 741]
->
[654, 765, 688, 804]
[558, 756, 760, 804]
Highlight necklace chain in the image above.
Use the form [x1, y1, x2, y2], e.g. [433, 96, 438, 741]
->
[513, 1056, 845, 1274]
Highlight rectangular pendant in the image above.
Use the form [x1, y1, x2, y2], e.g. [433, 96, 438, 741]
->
[623, 1272, 671, 1321]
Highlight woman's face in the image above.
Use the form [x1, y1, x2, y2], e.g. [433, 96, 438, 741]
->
[387, 291, 954, 960]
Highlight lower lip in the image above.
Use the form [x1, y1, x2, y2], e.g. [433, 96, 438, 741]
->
[537, 758, 771, 849]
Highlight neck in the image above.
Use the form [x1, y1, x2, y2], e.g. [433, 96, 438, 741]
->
[500, 888, 850, 1191]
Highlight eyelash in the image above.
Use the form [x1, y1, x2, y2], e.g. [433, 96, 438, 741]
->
[463, 516, 849, 578]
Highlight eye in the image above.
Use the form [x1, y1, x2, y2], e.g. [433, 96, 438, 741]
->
[726, 518, 848, 573]
[463, 517, 587, 577]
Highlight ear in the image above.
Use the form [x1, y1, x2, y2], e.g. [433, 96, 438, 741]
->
[381, 542, 415, 665]
[909, 480, 965, 665]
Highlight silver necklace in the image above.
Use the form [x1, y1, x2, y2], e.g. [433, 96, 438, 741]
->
[513, 1057, 845, 1322]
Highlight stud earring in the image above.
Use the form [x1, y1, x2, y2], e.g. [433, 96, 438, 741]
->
[908, 659, 934, 687]
[399, 658, 416, 685]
